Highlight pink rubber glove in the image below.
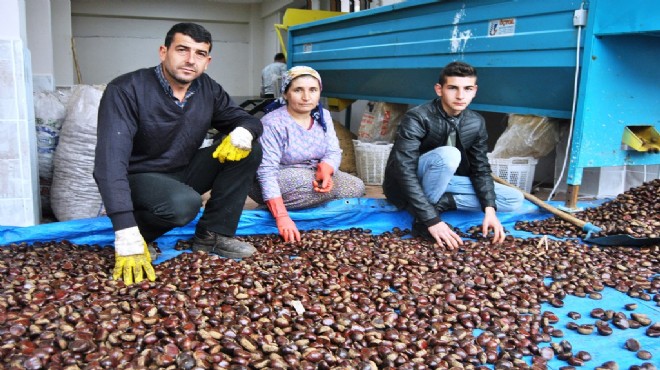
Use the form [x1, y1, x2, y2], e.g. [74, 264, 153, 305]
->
[313, 161, 334, 193]
[265, 197, 301, 242]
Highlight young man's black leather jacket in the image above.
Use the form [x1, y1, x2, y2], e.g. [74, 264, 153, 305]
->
[383, 99, 496, 227]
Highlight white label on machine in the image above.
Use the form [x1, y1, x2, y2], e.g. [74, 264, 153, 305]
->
[303, 43, 313, 53]
[488, 18, 516, 37]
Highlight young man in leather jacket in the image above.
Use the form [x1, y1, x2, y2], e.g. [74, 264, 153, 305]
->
[383, 61, 523, 249]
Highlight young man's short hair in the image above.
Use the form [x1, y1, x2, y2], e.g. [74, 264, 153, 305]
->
[438, 61, 477, 85]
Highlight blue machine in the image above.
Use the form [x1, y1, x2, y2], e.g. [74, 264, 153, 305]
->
[287, 0, 660, 207]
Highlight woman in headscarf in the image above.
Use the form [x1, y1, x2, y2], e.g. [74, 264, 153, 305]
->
[250, 66, 365, 242]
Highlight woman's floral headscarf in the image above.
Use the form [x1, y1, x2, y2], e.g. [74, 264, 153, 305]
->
[263, 66, 327, 132]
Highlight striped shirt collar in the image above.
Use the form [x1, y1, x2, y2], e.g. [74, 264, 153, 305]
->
[154, 64, 199, 108]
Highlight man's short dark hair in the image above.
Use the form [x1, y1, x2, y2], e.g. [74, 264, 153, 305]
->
[165, 23, 213, 52]
[438, 61, 477, 85]
[274, 53, 286, 62]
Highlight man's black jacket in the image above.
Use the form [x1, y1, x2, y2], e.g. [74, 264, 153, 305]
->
[383, 99, 496, 227]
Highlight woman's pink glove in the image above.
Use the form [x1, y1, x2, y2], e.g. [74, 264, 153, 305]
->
[265, 197, 301, 242]
[313, 162, 334, 193]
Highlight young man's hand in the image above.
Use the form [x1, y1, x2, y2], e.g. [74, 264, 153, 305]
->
[482, 207, 506, 244]
[428, 222, 463, 250]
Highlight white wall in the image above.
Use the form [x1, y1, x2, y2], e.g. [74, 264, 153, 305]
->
[68, 0, 303, 98]
[26, 0, 55, 91]
[260, 0, 301, 68]
[0, 0, 23, 39]
[261, 11, 285, 68]
[51, 0, 74, 87]
[70, 1, 250, 95]
[0, 0, 40, 226]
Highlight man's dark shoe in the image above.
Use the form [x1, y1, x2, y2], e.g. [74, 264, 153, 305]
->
[192, 228, 256, 259]
[435, 193, 457, 213]
[412, 193, 456, 240]
[411, 220, 433, 240]
[147, 243, 160, 262]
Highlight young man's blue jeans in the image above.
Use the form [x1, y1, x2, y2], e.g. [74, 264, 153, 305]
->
[417, 146, 523, 212]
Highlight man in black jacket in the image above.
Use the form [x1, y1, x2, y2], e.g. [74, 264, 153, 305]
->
[94, 23, 263, 285]
[383, 61, 523, 249]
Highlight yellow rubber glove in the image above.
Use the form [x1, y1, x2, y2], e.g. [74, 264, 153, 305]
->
[212, 127, 253, 163]
[113, 227, 157, 285]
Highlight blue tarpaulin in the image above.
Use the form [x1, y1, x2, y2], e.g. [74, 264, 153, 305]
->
[1, 197, 658, 369]
[0, 198, 543, 253]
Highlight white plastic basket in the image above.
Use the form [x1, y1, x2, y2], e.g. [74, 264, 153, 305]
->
[353, 140, 393, 185]
[487, 153, 538, 193]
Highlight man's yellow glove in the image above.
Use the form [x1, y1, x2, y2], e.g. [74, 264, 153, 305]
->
[113, 226, 156, 285]
[213, 127, 253, 163]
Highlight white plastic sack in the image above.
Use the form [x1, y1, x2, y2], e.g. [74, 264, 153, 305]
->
[51, 85, 106, 221]
[358, 101, 408, 143]
[490, 114, 564, 159]
[34, 90, 68, 215]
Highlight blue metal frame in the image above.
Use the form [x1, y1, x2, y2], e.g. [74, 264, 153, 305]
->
[288, 0, 660, 187]
[567, 0, 660, 184]
[288, 0, 584, 117]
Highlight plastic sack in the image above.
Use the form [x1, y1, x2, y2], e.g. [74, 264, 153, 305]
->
[34, 90, 69, 216]
[51, 85, 106, 221]
[357, 101, 408, 143]
[334, 121, 357, 174]
[490, 114, 564, 159]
